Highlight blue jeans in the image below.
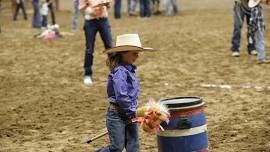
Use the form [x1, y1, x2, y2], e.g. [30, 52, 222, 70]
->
[41, 15, 47, 27]
[114, 0, 121, 18]
[231, 2, 255, 53]
[83, 18, 112, 76]
[71, 0, 79, 30]
[127, 0, 137, 15]
[95, 107, 139, 152]
[254, 30, 266, 61]
[139, 0, 151, 17]
[32, 0, 41, 28]
[165, 0, 179, 16]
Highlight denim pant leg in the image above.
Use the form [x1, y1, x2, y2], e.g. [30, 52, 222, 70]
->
[165, 0, 171, 16]
[42, 15, 47, 27]
[83, 20, 98, 76]
[71, 0, 79, 30]
[98, 19, 112, 49]
[255, 30, 265, 61]
[32, 0, 42, 28]
[127, 0, 131, 15]
[114, 0, 121, 18]
[145, 0, 151, 17]
[125, 123, 139, 152]
[245, 14, 256, 52]
[131, 0, 137, 12]
[231, 2, 244, 52]
[139, 0, 144, 17]
[172, 0, 179, 15]
[97, 108, 126, 152]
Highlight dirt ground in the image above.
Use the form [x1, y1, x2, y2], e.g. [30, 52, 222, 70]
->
[1, 1, 270, 152]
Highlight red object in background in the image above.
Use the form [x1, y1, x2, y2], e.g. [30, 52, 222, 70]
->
[267, 0, 270, 5]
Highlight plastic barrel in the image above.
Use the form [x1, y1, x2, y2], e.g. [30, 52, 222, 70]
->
[157, 96, 208, 152]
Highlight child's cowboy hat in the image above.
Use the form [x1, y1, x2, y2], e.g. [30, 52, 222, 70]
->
[104, 34, 155, 54]
[248, 0, 261, 8]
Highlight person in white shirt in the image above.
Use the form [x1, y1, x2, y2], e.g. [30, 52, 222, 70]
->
[40, 0, 49, 28]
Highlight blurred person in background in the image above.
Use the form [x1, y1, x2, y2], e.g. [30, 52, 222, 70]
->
[32, 0, 42, 28]
[71, 0, 79, 31]
[41, 0, 48, 28]
[127, 0, 137, 16]
[114, 0, 121, 18]
[230, 0, 257, 57]
[46, 0, 56, 25]
[165, 0, 179, 16]
[13, 0, 28, 21]
[139, 0, 151, 18]
[79, 0, 112, 85]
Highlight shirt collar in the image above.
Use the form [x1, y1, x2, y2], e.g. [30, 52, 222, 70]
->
[120, 62, 136, 73]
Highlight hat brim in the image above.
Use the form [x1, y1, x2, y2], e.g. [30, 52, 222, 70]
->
[248, 0, 261, 8]
[104, 45, 155, 54]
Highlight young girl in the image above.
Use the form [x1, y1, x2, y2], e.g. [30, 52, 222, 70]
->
[40, 0, 48, 28]
[94, 34, 154, 152]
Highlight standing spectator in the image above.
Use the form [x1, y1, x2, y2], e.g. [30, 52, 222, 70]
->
[114, 0, 121, 18]
[13, 0, 28, 21]
[46, 0, 56, 25]
[152, 0, 161, 15]
[71, 0, 79, 31]
[79, 0, 112, 85]
[230, 0, 257, 57]
[127, 0, 137, 16]
[165, 0, 179, 16]
[41, 0, 48, 28]
[139, 0, 151, 18]
[32, 0, 42, 28]
[248, 0, 269, 63]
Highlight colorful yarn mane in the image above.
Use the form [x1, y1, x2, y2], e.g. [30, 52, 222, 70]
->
[133, 98, 170, 134]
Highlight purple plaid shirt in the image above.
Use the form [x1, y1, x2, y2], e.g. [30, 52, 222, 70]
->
[107, 63, 139, 118]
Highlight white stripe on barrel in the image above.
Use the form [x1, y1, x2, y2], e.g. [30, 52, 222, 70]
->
[157, 125, 207, 137]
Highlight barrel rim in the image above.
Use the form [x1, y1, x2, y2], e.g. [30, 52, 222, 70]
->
[159, 96, 203, 109]
[168, 102, 205, 110]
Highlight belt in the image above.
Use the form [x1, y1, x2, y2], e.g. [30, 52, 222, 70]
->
[110, 103, 121, 110]
[86, 17, 107, 21]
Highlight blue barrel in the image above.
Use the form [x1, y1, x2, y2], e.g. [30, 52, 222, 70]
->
[157, 96, 208, 152]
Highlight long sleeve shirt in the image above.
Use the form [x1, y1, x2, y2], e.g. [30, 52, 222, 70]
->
[107, 63, 139, 119]
[79, 0, 108, 20]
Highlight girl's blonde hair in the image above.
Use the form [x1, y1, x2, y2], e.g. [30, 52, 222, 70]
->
[106, 52, 122, 71]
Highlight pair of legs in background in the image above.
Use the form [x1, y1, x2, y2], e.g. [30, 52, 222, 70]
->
[13, 0, 27, 20]
[83, 18, 112, 85]
[231, 2, 256, 57]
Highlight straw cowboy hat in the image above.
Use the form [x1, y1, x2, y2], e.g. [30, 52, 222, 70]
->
[104, 34, 155, 54]
[248, 0, 261, 8]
